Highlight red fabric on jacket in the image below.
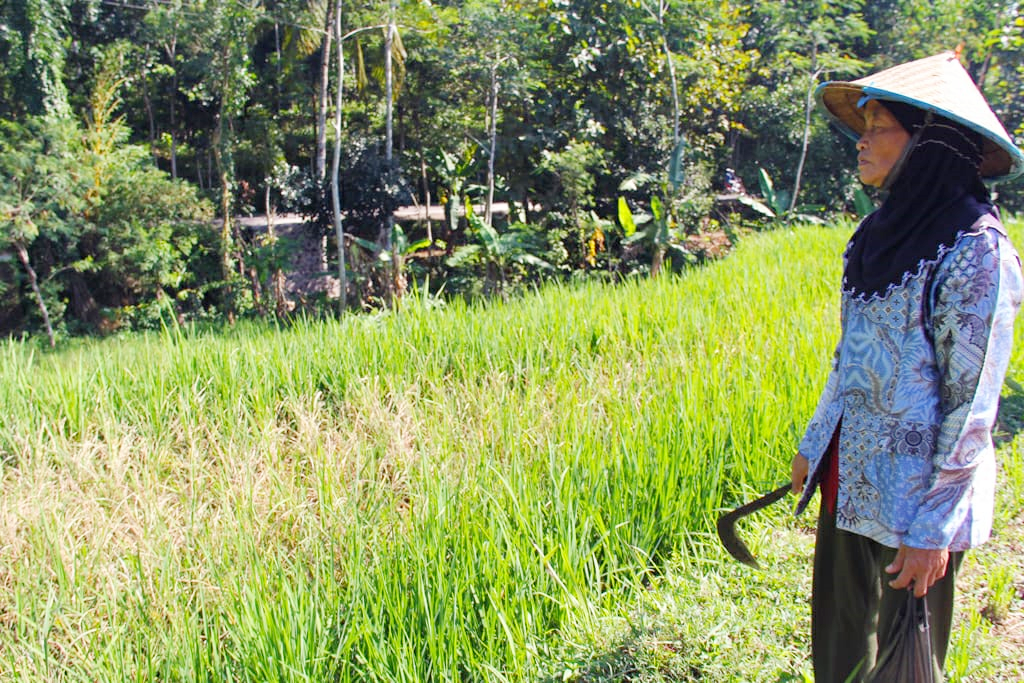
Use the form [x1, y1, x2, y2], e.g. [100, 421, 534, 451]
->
[820, 422, 841, 515]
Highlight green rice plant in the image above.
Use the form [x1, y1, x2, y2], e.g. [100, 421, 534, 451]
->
[946, 608, 994, 682]
[0, 222, 846, 681]
[982, 564, 1016, 624]
[0, 219, 1020, 681]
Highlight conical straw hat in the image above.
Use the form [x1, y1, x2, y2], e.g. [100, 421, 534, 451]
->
[815, 51, 1024, 181]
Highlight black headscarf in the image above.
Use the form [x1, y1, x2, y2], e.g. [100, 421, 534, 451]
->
[843, 99, 994, 300]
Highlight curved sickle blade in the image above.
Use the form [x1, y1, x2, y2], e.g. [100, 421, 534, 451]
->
[716, 484, 791, 568]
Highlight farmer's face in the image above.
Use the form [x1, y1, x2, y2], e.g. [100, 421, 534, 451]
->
[856, 100, 912, 188]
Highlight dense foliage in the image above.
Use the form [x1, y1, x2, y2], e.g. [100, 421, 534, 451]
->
[2, 0, 1024, 340]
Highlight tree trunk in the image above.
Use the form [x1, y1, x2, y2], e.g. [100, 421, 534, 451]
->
[385, 24, 394, 166]
[661, 32, 680, 146]
[651, 245, 664, 277]
[265, 184, 275, 239]
[976, 49, 992, 92]
[213, 142, 233, 282]
[644, 1, 679, 147]
[264, 183, 287, 318]
[14, 241, 55, 347]
[315, 6, 334, 182]
[331, 0, 347, 313]
[485, 59, 499, 228]
[212, 105, 235, 317]
[789, 76, 814, 213]
[420, 152, 432, 255]
[249, 265, 265, 316]
[790, 47, 820, 214]
[383, 17, 400, 304]
[170, 91, 178, 178]
[383, 19, 395, 252]
[273, 20, 282, 115]
[444, 189, 459, 252]
[164, 33, 180, 179]
[141, 47, 158, 166]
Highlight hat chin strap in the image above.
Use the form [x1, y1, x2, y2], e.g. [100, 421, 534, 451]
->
[880, 111, 934, 192]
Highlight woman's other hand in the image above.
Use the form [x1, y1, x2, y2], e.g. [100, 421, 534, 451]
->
[886, 545, 950, 597]
[791, 453, 809, 494]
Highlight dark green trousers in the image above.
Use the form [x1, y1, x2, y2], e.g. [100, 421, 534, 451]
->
[812, 501, 964, 683]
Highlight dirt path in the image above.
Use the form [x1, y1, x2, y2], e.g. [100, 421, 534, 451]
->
[236, 202, 522, 229]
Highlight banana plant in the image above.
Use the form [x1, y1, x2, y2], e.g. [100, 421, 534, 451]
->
[734, 167, 783, 218]
[618, 194, 692, 276]
[447, 199, 553, 296]
[348, 223, 436, 301]
[351, 224, 434, 268]
[434, 146, 478, 240]
[853, 186, 876, 218]
[737, 167, 825, 224]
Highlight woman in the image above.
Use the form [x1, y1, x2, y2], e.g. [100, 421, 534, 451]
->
[790, 52, 1024, 682]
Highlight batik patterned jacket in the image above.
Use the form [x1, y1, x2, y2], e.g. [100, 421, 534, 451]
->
[796, 214, 1023, 551]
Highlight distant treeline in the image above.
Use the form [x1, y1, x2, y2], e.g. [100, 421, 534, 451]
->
[2, 0, 1022, 341]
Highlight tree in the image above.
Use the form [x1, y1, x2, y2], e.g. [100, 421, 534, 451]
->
[540, 139, 607, 236]
[0, 0, 71, 117]
[180, 0, 259, 311]
[785, 3, 871, 212]
[139, 0, 186, 178]
[420, 0, 540, 239]
[0, 118, 82, 344]
[531, 0, 755, 208]
[0, 43, 214, 342]
[82, 46, 214, 326]
[975, 1, 1024, 212]
[867, 0, 1007, 65]
[453, 0, 525, 228]
[741, 0, 870, 214]
[342, 0, 446, 304]
[637, 0, 681, 146]
[329, 4, 412, 309]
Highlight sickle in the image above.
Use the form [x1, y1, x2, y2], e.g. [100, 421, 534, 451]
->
[716, 484, 792, 568]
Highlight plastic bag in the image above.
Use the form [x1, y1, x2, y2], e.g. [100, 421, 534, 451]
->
[865, 589, 938, 683]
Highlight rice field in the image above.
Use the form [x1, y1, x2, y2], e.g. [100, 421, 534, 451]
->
[0, 220, 1020, 681]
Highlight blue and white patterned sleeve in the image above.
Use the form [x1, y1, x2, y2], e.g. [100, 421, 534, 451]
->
[795, 342, 844, 515]
[905, 228, 1023, 549]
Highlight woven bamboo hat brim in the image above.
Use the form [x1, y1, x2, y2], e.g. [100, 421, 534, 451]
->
[815, 51, 1024, 181]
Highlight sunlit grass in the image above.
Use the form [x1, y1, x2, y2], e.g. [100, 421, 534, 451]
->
[1, 219, 1021, 681]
